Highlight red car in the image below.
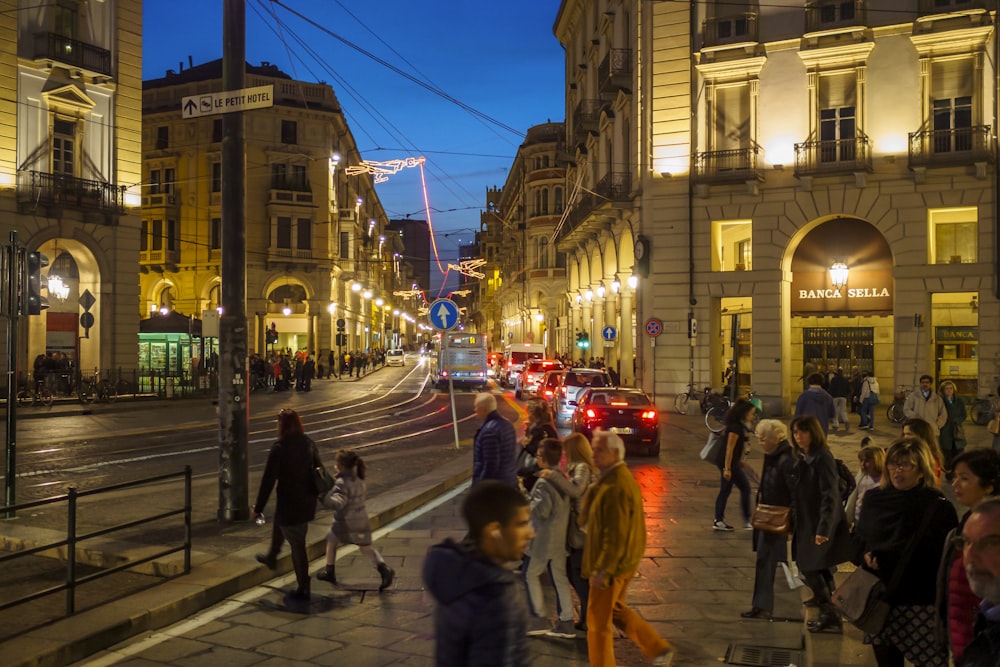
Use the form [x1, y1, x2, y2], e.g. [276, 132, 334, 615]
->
[571, 388, 660, 457]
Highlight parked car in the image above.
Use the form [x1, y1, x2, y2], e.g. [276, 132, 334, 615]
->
[552, 368, 613, 424]
[514, 359, 564, 399]
[386, 349, 405, 366]
[571, 388, 661, 457]
[538, 369, 566, 404]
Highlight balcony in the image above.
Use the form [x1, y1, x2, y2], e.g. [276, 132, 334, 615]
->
[693, 141, 765, 183]
[140, 247, 179, 267]
[908, 126, 994, 168]
[268, 176, 313, 205]
[598, 49, 632, 97]
[595, 172, 631, 202]
[572, 99, 602, 144]
[17, 171, 125, 215]
[32, 32, 112, 78]
[805, 0, 866, 33]
[702, 13, 758, 49]
[794, 133, 873, 176]
[142, 190, 180, 209]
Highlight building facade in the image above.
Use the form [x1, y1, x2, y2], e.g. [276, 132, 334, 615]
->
[141, 60, 402, 374]
[1, 0, 143, 379]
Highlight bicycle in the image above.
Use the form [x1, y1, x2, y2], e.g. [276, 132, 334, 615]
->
[674, 384, 709, 415]
[705, 388, 763, 433]
[969, 394, 996, 426]
[78, 372, 118, 404]
[16, 379, 53, 408]
[887, 385, 910, 424]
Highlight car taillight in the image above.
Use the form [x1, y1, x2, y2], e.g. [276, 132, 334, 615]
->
[441, 370, 449, 377]
[610, 401, 629, 407]
[641, 410, 657, 421]
[585, 408, 597, 419]
[544, 390, 553, 397]
[559, 387, 567, 396]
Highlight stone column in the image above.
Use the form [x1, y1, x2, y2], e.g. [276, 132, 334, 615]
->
[620, 286, 634, 386]
[582, 296, 593, 364]
[604, 286, 618, 373]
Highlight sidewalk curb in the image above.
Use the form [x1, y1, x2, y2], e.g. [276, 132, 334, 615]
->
[1, 454, 471, 667]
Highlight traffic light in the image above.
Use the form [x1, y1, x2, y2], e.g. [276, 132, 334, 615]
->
[26, 251, 48, 316]
[581, 332, 590, 349]
[575, 331, 590, 349]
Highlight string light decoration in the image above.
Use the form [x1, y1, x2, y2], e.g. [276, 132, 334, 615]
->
[450, 289, 472, 297]
[447, 258, 487, 279]
[345, 156, 426, 184]
[393, 289, 423, 298]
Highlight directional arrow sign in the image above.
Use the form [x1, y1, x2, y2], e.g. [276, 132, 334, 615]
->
[602, 326, 617, 341]
[181, 85, 274, 119]
[428, 298, 460, 331]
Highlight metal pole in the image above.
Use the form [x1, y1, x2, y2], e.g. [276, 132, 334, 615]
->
[5, 232, 18, 518]
[66, 487, 76, 614]
[445, 334, 460, 449]
[218, 0, 249, 522]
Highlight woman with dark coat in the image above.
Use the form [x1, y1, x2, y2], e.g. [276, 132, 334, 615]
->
[713, 398, 757, 531]
[741, 419, 797, 619]
[789, 415, 853, 633]
[253, 408, 323, 600]
[516, 399, 558, 493]
[854, 437, 958, 667]
[938, 380, 967, 466]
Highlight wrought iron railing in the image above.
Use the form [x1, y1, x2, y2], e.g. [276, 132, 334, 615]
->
[32, 32, 112, 77]
[598, 49, 633, 94]
[572, 99, 602, 141]
[794, 132, 873, 175]
[595, 172, 631, 201]
[908, 126, 994, 167]
[693, 141, 764, 182]
[702, 13, 758, 48]
[17, 171, 125, 214]
[270, 176, 311, 192]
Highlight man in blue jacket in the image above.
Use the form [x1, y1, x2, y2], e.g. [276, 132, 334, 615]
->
[472, 392, 518, 486]
[794, 372, 836, 435]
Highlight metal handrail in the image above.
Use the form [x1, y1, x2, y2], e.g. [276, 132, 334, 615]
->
[0, 467, 191, 615]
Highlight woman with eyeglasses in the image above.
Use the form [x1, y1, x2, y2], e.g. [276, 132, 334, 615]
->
[935, 448, 1000, 663]
[252, 408, 325, 600]
[853, 437, 959, 667]
[789, 416, 853, 633]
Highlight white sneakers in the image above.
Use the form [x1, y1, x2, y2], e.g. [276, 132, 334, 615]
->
[713, 520, 734, 531]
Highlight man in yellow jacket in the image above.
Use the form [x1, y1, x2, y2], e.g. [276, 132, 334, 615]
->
[582, 429, 674, 667]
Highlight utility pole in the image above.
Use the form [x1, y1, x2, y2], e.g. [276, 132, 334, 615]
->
[218, 0, 249, 521]
[4, 232, 18, 518]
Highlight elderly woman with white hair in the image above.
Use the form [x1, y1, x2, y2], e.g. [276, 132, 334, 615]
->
[741, 419, 797, 620]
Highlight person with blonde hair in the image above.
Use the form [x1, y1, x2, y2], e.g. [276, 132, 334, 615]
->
[938, 380, 967, 467]
[902, 418, 945, 486]
[741, 419, 796, 620]
[847, 445, 886, 528]
[854, 437, 958, 666]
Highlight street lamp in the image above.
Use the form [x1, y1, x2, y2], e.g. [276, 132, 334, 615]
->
[829, 261, 849, 290]
[611, 274, 621, 293]
[627, 274, 638, 290]
[597, 285, 606, 299]
[585, 289, 594, 302]
[375, 297, 384, 307]
[351, 281, 362, 293]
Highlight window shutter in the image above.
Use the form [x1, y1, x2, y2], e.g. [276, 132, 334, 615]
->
[819, 72, 856, 109]
[932, 58, 973, 99]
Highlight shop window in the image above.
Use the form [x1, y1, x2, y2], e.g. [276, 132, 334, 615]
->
[929, 207, 977, 264]
[711, 220, 752, 271]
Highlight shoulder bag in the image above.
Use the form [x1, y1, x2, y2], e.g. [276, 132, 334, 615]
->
[699, 430, 728, 468]
[832, 500, 939, 634]
[988, 416, 1000, 436]
[750, 503, 791, 534]
[310, 441, 335, 497]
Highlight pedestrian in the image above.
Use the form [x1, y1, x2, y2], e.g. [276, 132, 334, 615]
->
[940, 449, 1000, 663]
[829, 367, 852, 432]
[846, 445, 885, 529]
[859, 372, 880, 430]
[788, 415, 853, 633]
[724, 359, 738, 400]
[517, 398, 558, 493]
[902, 418, 946, 485]
[541, 431, 598, 632]
[850, 365, 864, 414]
[904, 374, 948, 435]
[741, 419, 796, 620]
[581, 430, 674, 666]
[713, 398, 757, 532]
[956, 497, 1000, 667]
[314, 449, 395, 591]
[423, 481, 534, 667]
[853, 436, 958, 666]
[794, 372, 837, 435]
[303, 354, 315, 391]
[252, 408, 323, 600]
[939, 380, 968, 467]
[472, 392, 518, 486]
[523, 438, 577, 639]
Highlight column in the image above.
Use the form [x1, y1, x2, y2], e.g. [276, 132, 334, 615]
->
[620, 286, 634, 386]
[604, 286, 618, 374]
[582, 294, 593, 364]
[592, 289, 605, 366]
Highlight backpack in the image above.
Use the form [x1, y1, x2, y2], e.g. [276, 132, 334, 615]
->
[835, 458, 856, 503]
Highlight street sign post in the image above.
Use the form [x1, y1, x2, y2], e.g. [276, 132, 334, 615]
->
[181, 85, 274, 119]
[602, 326, 617, 341]
[427, 298, 462, 449]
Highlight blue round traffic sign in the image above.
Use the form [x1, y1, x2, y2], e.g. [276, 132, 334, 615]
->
[428, 298, 460, 331]
[645, 318, 663, 337]
[602, 326, 617, 341]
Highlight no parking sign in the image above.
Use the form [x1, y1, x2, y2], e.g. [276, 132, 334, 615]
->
[645, 318, 663, 337]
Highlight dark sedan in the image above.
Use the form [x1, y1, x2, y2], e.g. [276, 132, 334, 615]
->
[571, 388, 661, 457]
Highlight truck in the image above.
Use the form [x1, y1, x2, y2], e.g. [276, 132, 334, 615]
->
[430, 334, 489, 391]
[499, 343, 546, 388]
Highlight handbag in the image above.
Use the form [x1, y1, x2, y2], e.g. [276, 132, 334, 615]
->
[988, 417, 1000, 436]
[700, 430, 727, 468]
[954, 421, 966, 442]
[312, 463, 335, 496]
[832, 503, 939, 634]
[750, 503, 791, 534]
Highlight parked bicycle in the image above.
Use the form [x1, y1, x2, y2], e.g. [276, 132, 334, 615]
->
[970, 394, 997, 426]
[77, 372, 118, 404]
[17, 379, 53, 408]
[673, 384, 711, 415]
[705, 388, 763, 433]
[887, 385, 910, 424]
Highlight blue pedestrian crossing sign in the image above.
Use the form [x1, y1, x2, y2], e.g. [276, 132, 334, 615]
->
[429, 298, 460, 331]
[602, 326, 617, 341]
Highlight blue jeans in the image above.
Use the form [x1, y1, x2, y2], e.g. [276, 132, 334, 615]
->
[714, 464, 751, 524]
[860, 397, 876, 428]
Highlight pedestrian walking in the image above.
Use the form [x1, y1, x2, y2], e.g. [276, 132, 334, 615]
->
[423, 481, 534, 667]
[517, 399, 558, 493]
[253, 408, 323, 600]
[789, 415, 853, 633]
[523, 438, 576, 639]
[314, 449, 394, 591]
[713, 398, 757, 532]
[859, 372, 880, 430]
[846, 445, 885, 529]
[741, 419, 796, 620]
[581, 429, 674, 666]
[904, 374, 948, 435]
[794, 373, 836, 435]
[829, 367, 852, 432]
[472, 392, 518, 486]
[939, 380, 967, 467]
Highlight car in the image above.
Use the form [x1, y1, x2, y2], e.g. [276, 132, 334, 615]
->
[571, 388, 661, 457]
[386, 349, 405, 366]
[553, 368, 613, 424]
[538, 369, 566, 404]
[514, 359, 564, 399]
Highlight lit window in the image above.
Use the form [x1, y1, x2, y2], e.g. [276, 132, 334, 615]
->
[711, 220, 752, 271]
[929, 207, 977, 264]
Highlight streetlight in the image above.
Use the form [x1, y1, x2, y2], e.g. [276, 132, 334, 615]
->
[627, 274, 638, 290]
[611, 274, 621, 293]
[351, 281, 362, 293]
[585, 289, 593, 302]
[597, 285, 606, 299]
[829, 261, 849, 290]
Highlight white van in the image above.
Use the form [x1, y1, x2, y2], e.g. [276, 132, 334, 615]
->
[386, 349, 405, 366]
[500, 343, 545, 387]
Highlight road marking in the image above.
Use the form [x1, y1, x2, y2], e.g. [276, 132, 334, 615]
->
[76, 481, 471, 667]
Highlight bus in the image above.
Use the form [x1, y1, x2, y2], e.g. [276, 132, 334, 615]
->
[429, 333, 489, 391]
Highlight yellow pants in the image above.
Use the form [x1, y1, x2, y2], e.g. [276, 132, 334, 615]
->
[586, 571, 671, 667]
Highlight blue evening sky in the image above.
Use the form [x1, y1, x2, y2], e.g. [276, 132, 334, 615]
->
[142, 1, 566, 289]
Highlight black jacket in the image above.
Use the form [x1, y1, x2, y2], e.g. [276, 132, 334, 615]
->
[253, 434, 320, 526]
[959, 612, 1000, 667]
[853, 483, 958, 605]
[791, 446, 853, 571]
[759, 440, 796, 508]
[422, 538, 530, 667]
[829, 373, 851, 399]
